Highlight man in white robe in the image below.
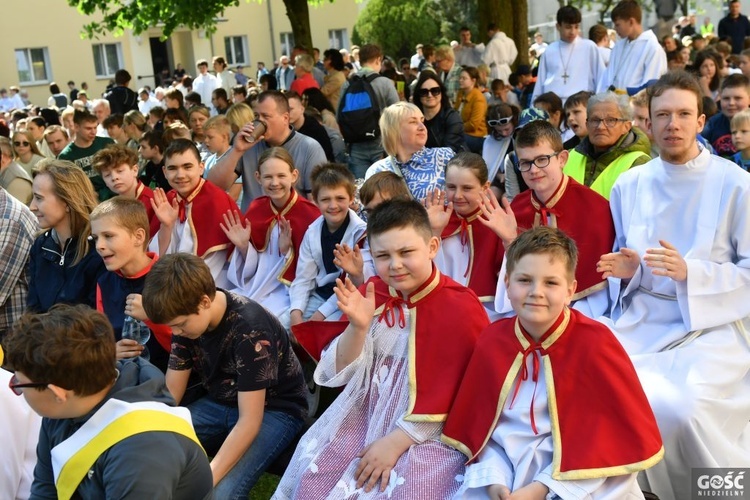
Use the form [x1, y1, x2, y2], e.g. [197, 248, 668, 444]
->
[597, 0, 666, 93]
[483, 23, 518, 84]
[598, 71, 750, 500]
[533, 6, 605, 104]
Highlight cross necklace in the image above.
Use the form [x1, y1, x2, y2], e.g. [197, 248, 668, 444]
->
[559, 38, 576, 84]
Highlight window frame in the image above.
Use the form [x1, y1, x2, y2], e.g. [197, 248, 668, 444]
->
[92, 42, 124, 79]
[15, 47, 51, 85]
[224, 35, 249, 66]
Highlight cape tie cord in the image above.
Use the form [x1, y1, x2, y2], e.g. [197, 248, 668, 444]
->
[508, 343, 544, 435]
[378, 295, 407, 328]
[177, 198, 188, 223]
[538, 206, 561, 227]
[459, 218, 471, 278]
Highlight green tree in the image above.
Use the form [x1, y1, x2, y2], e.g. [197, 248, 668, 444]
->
[353, 0, 441, 60]
[68, 0, 316, 52]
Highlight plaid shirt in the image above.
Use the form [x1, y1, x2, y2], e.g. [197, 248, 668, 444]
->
[443, 63, 464, 108]
[0, 188, 37, 339]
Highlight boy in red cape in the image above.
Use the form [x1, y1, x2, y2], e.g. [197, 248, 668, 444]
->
[487, 120, 615, 319]
[275, 199, 489, 499]
[150, 139, 236, 287]
[442, 227, 663, 499]
[222, 147, 320, 328]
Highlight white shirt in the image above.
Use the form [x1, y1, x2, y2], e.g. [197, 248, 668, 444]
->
[597, 29, 666, 92]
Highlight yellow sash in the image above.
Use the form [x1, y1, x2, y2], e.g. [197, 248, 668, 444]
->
[52, 399, 203, 500]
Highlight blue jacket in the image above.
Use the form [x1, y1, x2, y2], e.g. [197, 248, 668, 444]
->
[27, 231, 106, 313]
[30, 358, 213, 499]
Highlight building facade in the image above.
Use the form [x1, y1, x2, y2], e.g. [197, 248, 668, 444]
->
[2, 0, 364, 106]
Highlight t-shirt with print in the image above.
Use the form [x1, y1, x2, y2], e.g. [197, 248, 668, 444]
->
[168, 290, 308, 420]
[58, 136, 115, 200]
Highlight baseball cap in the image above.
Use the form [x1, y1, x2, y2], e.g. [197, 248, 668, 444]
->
[516, 107, 549, 130]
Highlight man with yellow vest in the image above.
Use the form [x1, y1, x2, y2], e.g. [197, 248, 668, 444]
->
[3, 304, 212, 500]
[564, 92, 652, 199]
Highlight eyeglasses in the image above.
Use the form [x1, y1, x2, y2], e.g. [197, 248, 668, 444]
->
[8, 373, 49, 396]
[516, 152, 561, 172]
[417, 87, 441, 98]
[13, 141, 30, 147]
[586, 117, 628, 128]
[487, 117, 513, 127]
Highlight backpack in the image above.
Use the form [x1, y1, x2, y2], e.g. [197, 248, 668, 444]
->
[338, 73, 382, 144]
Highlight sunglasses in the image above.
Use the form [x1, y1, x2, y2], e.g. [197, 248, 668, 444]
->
[13, 141, 30, 147]
[487, 117, 513, 127]
[417, 87, 441, 98]
[8, 373, 49, 396]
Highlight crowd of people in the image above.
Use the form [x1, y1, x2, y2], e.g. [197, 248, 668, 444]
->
[1, 0, 750, 498]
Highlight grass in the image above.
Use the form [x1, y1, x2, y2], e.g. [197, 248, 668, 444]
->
[249, 473, 281, 499]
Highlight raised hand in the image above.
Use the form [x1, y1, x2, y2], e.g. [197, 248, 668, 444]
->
[477, 190, 517, 246]
[597, 248, 640, 280]
[334, 278, 375, 331]
[424, 188, 453, 236]
[644, 240, 687, 281]
[151, 188, 179, 228]
[220, 210, 251, 256]
[278, 217, 292, 255]
[333, 243, 364, 286]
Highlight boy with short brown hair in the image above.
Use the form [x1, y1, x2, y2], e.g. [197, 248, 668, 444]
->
[442, 226, 663, 498]
[4, 304, 212, 499]
[142, 253, 307, 497]
[288, 163, 366, 325]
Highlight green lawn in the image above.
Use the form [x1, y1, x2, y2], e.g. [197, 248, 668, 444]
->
[249, 473, 281, 499]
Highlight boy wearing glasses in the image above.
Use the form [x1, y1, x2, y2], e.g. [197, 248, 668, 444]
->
[486, 120, 615, 318]
[3, 304, 212, 499]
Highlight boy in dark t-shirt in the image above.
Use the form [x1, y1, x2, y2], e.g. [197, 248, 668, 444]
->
[58, 110, 115, 200]
[142, 253, 307, 498]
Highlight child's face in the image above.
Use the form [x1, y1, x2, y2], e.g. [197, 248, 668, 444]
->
[721, 87, 750, 119]
[139, 142, 157, 160]
[557, 22, 580, 43]
[190, 113, 208, 134]
[363, 192, 389, 215]
[204, 129, 229, 154]
[370, 226, 439, 298]
[106, 125, 126, 142]
[315, 185, 353, 231]
[505, 252, 576, 339]
[30, 173, 69, 232]
[9, 371, 60, 418]
[613, 17, 636, 40]
[163, 150, 205, 198]
[630, 104, 651, 139]
[256, 157, 299, 208]
[565, 104, 588, 138]
[740, 56, 750, 77]
[165, 297, 213, 339]
[516, 141, 567, 202]
[445, 166, 488, 216]
[732, 122, 750, 151]
[91, 215, 146, 274]
[101, 163, 139, 197]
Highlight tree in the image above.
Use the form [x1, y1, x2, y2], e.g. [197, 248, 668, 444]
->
[68, 0, 316, 53]
[353, 0, 441, 60]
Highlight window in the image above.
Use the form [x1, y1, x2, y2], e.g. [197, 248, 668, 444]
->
[329, 29, 349, 50]
[224, 36, 249, 66]
[15, 48, 51, 84]
[92, 43, 123, 78]
[280, 32, 295, 59]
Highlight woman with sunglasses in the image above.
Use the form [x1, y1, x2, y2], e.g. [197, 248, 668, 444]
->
[482, 104, 518, 199]
[414, 72, 467, 153]
[12, 130, 44, 176]
[454, 66, 488, 154]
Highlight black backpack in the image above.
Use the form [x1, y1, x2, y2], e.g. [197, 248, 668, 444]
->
[338, 73, 382, 144]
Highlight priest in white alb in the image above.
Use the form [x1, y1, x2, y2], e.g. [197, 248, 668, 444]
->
[532, 6, 604, 105]
[597, 71, 750, 500]
[596, 0, 666, 93]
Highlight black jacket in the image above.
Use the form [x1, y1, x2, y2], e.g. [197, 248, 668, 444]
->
[424, 106, 467, 153]
[105, 86, 139, 115]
